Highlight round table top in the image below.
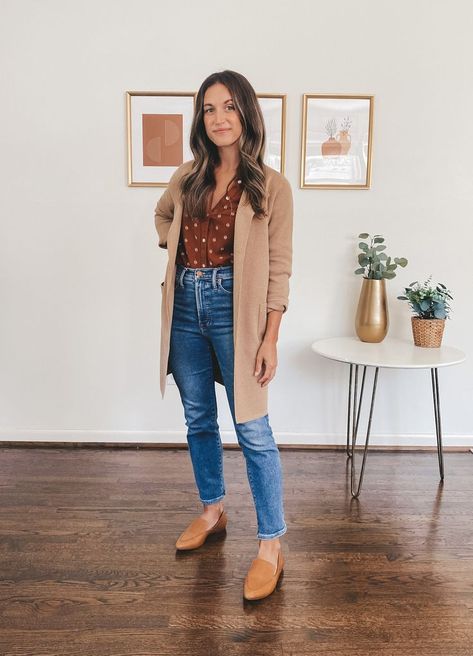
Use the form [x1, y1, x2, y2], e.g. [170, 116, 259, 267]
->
[311, 336, 466, 369]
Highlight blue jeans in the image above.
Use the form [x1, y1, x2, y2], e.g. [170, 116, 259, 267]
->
[169, 263, 287, 540]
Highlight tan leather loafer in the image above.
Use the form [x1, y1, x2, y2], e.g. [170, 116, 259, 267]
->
[243, 549, 284, 600]
[175, 509, 227, 551]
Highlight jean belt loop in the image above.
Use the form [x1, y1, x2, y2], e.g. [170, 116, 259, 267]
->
[212, 267, 218, 289]
[179, 267, 186, 287]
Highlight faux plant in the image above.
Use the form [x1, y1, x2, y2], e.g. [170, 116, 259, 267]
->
[397, 277, 453, 319]
[355, 233, 408, 280]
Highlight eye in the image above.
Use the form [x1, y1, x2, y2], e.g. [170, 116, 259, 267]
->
[204, 108, 213, 113]
[226, 105, 235, 111]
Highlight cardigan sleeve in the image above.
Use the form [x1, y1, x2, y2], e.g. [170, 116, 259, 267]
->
[266, 176, 294, 313]
[154, 162, 189, 249]
[154, 185, 175, 250]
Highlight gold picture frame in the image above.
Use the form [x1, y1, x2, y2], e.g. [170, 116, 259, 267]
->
[126, 91, 196, 187]
[300, 94, 374, 189]
[257, 93, 287, 175]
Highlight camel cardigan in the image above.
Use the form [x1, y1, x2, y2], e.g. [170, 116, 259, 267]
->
[154, 160, 293, 423]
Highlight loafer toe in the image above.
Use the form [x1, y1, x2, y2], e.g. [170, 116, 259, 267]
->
[243, 550, 284, 600]
[175, 510, 227, 551]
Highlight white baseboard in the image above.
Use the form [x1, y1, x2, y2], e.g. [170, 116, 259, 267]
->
[0, 429, 472, 448]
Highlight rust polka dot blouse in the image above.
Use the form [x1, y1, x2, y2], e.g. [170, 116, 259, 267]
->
[175, 177, 243, 268]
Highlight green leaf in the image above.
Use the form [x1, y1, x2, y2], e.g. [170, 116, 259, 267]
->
[373, 237, 385, 244]
[358, 233, 369, 239]
[358, 242, 369, 251]
[354, 268, 365, 275]
[397, 258, 408, 267]
[375, 244, 387, 251]
[397, 295, 408, 300]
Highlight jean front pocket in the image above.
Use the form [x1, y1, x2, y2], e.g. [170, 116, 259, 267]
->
[217, 277, 233, 295]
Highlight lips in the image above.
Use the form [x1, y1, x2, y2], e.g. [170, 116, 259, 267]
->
[215, 129, 230, 133]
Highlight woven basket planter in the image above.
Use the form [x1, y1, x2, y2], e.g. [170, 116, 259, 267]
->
[411, 317, 445, 348]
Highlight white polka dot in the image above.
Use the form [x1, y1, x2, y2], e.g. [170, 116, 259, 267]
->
[184, 238, 188, 242]
[224, 235, 228, 239]
[219, 256, 223, 259]
[194, 235, 197, 239]
[225, 196, 229, 200]
[194, 247, 198, 251]
[224, 205, 227, 209]
[209, 249, 213, 253]
[217, 214, 221, 218]
[209, 260, 212, 265]
[185, 225, 189, 230]
[181, 252, 185, 255]
[237, 179, 242, 184]
[194, 260, 197, 264]
[202, 264, 206, 267]
[194, 223, 198, 227]
[187, 261, 190, 265]
[216, 226, 219, 230]
[202, 238, 206, 242]
[212, 238, 216, 242]
[220, 247, 224, 251]
[226, 223, 230, 227]
[231, 212, 235, 216]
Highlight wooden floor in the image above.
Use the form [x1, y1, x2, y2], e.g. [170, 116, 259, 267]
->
[0, 446, 472, 656]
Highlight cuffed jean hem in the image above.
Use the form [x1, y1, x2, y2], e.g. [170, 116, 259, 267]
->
[257, 523, 287, 540]
[199, 493, 226, 505]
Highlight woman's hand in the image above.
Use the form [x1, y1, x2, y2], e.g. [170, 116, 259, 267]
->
[254, 339, 278, 387]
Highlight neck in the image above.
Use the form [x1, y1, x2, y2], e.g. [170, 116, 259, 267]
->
[216, 143, 240, 173]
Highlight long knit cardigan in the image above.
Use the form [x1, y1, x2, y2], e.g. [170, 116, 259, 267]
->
[154, 160, 293, 423]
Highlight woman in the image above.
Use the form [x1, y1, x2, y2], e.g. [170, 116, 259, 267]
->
[154, 70, 293, 601]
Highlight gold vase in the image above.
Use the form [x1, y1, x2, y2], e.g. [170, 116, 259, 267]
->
[355, 278, 389, 343]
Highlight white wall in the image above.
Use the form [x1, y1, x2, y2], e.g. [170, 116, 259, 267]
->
[1, 0, 472, 446]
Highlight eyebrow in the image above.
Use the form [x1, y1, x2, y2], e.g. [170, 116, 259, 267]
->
[203, 98, 234, 107]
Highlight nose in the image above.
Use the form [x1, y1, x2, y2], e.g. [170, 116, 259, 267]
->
[215, 110, 227, 125]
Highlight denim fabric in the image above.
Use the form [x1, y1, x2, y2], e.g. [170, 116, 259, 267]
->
[168, 263, 287, 540]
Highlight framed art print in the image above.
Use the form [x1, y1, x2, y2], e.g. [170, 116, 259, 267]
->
[301, 94, 374, 189]
[258, 94, 286, 174]
[126, 91, 195, 187]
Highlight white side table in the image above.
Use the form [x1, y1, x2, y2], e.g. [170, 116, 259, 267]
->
[311, 337, 466, 498]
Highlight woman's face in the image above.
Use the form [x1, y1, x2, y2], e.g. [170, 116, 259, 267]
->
[203, 83, 243, 149]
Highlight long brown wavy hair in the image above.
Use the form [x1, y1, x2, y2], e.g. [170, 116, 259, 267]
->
[179, 70, 267, 220]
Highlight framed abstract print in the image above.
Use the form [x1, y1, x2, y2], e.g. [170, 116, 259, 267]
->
[301, 94, 374, 189]
[126, 91, 195, 187]
[258, 94, 287, 174]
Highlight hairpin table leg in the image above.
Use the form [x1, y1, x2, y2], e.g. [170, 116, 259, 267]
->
[346, 364, 379, 498]
[431, 367, 445, 481]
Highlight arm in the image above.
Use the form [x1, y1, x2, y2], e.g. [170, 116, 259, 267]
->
[154, 185, 175, 250]
[255, 178, 294, 386]
[266, 177, 294, 313]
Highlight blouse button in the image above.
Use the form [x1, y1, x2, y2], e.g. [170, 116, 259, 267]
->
[225, 196, 229, 200]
